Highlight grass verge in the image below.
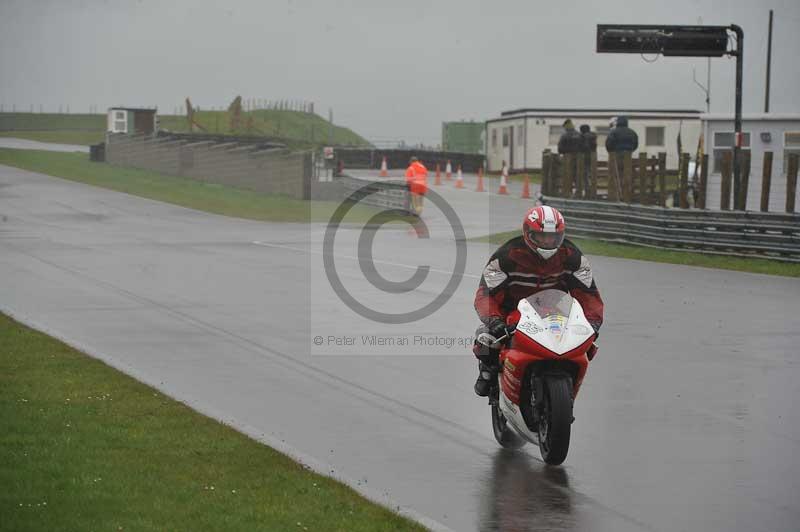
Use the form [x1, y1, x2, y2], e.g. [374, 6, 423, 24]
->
[0, 312, 425, 531]
[472, 229, 800, 277]
[0, 148, 400, 224]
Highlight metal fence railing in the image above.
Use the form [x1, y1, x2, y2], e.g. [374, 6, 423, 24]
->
[541, 196, 800, 262]
[339, 175, 410, 212]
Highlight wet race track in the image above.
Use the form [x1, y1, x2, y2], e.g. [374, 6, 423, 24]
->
[1, 163, 799, 531]
[0, 137, 90, 153]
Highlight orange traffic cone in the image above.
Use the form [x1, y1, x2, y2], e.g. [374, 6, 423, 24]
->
[521, 174, 531, 199]
[476, 165, 485, 192]
[498, 163, 509, 195]
[435, 163, 441, 185]
[445, 160, 452, 180]
[455, 165, 464, 189]
[379, 156, 388, 177]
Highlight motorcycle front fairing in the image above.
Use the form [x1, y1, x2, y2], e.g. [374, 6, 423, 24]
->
[499, 291, 594, 407]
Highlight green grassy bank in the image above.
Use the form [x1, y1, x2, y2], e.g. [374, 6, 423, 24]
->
[0, 313, 424, 531]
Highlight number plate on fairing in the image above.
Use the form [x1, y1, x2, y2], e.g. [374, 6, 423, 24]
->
[516, 290, 594, 355]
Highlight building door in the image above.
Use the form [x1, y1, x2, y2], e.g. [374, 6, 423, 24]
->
[134, 112, 155, 134]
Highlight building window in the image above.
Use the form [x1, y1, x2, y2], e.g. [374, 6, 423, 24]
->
[784, 132, 800, 173]
[111, 110, 127, 133]
[712, 131, 751, 173]
[645, 126, 665, 147]
[548, 126, 564, 145]
[502, 128, 509, 147]
[491, 129, 497, 148]
[595, 126, 611, 147]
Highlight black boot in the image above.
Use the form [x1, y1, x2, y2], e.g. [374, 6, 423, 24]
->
[474, 362, 497, 397]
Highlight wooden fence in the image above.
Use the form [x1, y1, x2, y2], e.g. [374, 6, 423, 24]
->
[542, 150, 799, 213]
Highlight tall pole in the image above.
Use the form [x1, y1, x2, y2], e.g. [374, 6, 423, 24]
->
[699, 17, 711, 113]
[731, 25, 744, 210]
[328, 108, 333, 146]
[706, 57, 711, 112]
[764, 9, 773, 113]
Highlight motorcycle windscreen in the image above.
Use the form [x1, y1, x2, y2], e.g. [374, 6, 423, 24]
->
[516, 289, 594, 355]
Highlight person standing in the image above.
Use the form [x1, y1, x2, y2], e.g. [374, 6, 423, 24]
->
[405, 156, 428, 215]
[557, 119, 583, 197]
[605, 116, 638, 200]
[557, 119, 583, 155]
[579, 124, 597, 197]
[605, 116, 638, 153]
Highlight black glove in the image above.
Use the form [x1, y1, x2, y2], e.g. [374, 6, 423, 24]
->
[487, 317, 509, 339]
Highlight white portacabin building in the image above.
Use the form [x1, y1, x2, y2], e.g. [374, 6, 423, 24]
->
[702, 113, 800, 212]
[485, 108, 702, 173]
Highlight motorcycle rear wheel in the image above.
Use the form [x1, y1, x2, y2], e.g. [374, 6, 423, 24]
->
[537, 378, 573, 465]
[491, 403, 526, 449]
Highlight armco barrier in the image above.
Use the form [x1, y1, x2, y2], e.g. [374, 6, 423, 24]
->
[339, 175, 411, 213]
[541, 196, 800, 262]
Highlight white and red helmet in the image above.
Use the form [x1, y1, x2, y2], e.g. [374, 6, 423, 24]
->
[522, 206, 565, 260]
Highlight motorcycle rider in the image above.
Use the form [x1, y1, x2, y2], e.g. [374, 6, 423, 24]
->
[473, 205, 604, 397]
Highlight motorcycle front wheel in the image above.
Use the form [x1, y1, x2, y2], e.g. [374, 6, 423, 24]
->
[537, 377, 573, 465]
[491, 403, 526, 449]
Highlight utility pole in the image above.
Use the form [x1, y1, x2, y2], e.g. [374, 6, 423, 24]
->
[694, 17, 711, 113]
[731, 25, 744, 210]
[328, 108, 333, 145]
[706, 56, 711, 112]
[764, 9, 773, 113]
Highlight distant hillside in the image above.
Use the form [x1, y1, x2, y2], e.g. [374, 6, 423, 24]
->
[171, 109, 370, 147]
[0, 110, 371, 148]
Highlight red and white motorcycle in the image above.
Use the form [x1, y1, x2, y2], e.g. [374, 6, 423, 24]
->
[479, 289, 596, 465]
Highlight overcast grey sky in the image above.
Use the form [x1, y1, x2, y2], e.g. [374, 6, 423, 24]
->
[1, 0, 798, 144]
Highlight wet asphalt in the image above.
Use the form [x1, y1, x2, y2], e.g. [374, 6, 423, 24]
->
[1, 163, 799, 531]
[0, 137, 90, 153]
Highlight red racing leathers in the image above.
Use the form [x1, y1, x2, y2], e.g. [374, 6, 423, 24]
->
[474, 236, 604, 334]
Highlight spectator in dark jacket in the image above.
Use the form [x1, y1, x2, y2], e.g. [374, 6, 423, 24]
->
[580, 124, 597, 153]
[557, 119, 583, 154]
[558, 119, 583, 197]
[579, 124, 597, 197]
[605, 116, 638, 153]
[605, 116, 638, 200]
